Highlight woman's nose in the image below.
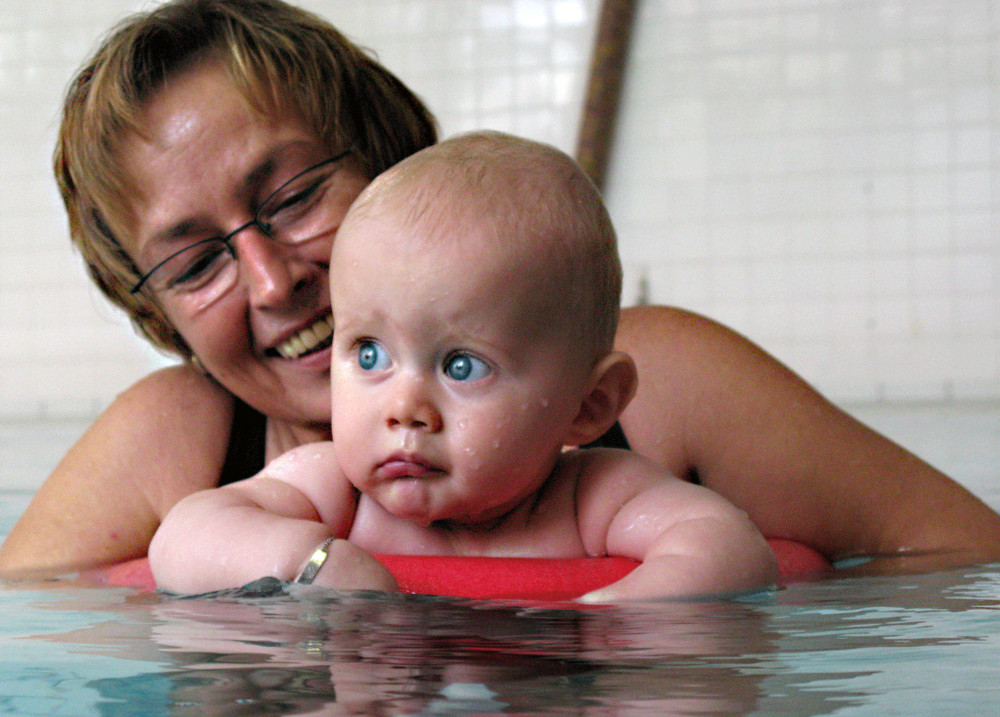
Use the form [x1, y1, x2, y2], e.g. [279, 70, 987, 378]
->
[233, 230, 302, 307]
[385, 376, 443, 433]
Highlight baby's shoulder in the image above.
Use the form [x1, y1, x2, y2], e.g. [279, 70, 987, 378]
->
[558, 446, 661, 483]
[559, 447, 671, 510]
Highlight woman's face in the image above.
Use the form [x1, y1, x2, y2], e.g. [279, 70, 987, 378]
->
[118, 60, 370, 428]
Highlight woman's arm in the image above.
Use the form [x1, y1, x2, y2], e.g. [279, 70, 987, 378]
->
[615, 305, 1000, 571]
[0, 365, 234, 575]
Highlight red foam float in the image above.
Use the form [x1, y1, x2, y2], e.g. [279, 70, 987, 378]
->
[375, 554, 640, 601]
[86, 537, 831, 599]
[766, 537, 834, 579]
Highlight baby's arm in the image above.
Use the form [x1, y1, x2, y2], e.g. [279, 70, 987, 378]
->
[571, 448, 778, 602]
[149, 442, 394, 594]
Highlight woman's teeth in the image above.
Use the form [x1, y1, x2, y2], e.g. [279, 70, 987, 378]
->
[276, 314, 334, 359]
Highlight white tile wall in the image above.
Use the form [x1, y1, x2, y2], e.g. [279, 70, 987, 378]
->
[1, 0, 999, 423]
[0, 0, 171, 419]
[605, 0, 1000, 402]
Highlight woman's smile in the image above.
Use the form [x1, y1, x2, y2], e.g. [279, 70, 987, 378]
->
[272, 313, 334, 359]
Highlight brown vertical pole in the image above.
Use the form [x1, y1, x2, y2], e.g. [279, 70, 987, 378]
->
[575, 0, 637, 192]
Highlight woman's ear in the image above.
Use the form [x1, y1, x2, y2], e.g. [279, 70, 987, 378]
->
[562, 351, 639, 447]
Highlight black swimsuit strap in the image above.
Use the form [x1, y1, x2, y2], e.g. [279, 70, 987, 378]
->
[581, 421, 631, 450]
[219, 398, 268, 486]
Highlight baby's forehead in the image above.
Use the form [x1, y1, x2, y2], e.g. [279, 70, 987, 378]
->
[345, 184, 551, 257]
[335, 147, 587, 289]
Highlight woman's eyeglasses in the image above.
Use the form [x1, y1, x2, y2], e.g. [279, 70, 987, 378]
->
[130, 147, 356, 307]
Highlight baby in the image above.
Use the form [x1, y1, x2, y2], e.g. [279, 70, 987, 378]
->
[150, 131, 777, 602]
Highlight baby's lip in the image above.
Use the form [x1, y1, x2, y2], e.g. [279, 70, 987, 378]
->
[375, 453, 442, 480]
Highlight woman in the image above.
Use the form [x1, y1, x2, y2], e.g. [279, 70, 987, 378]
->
[2, 0, 998, 577]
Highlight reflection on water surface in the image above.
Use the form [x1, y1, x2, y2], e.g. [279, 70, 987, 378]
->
[2, 566, 1000, 715]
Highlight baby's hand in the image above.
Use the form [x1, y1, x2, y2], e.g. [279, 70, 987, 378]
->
[310, 539, 399, 593]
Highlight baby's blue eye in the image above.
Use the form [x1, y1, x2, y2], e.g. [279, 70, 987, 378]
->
[357, 340, 390, 371]
[444, 353, 491, 382]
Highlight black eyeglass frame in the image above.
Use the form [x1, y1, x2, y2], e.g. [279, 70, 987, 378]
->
[129, 146, 356, 295]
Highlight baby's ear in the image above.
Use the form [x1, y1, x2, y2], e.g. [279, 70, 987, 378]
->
[562, 351, 638, 447]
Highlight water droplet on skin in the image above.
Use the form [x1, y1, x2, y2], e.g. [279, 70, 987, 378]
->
[492, 439, 501, 450]
[463, 447, 483, 470]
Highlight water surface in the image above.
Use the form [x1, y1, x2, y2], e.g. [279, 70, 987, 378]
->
[2, 564, 999, 715]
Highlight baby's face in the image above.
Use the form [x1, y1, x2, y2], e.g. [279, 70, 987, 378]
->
[329, 209, 591, 527]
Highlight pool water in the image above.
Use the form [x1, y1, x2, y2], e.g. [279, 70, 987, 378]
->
[2, 542, 1000, 714]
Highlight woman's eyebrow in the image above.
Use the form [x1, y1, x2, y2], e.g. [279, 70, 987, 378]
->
[145, 219, 214, 251]
[144, 157, 281, 249]
[138, 142, 318, 259]
[243, 156, 277, 195]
